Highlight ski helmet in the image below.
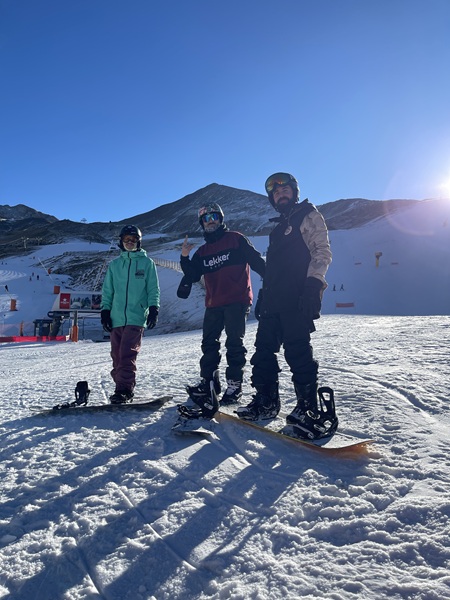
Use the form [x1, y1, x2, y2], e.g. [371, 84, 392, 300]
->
[118, 224, 142, 250]
[265, 172, 300, 210]
[198, 203, 224, 228]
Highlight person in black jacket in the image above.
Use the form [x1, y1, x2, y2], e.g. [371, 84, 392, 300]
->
[180, 203, 265, 405]
[237, 173, 338, 440]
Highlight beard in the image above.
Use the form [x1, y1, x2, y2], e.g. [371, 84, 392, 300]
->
[204, 222, 220, 233]
[276, 196, 294, 213]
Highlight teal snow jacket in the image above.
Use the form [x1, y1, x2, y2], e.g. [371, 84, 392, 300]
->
[101, 249, 160, 328]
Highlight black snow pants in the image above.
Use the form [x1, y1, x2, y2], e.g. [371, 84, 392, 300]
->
[200, 303, 250, 382]
[250, 310, 318, 389]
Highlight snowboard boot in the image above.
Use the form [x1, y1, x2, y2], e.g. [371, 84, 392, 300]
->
[220, 379, 242, 406]
[236, 384, 280, 421]
[186, 371, 221, 401]
[182, 384, 219, 419]
[287, 385, 338, 440]
[109, 389, 134, 404]
[286, 382, 318, 425]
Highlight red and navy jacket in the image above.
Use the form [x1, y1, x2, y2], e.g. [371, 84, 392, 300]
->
[180, 227, 265, 308]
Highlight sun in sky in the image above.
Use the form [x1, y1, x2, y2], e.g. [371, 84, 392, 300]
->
[438, 177, 450, 200]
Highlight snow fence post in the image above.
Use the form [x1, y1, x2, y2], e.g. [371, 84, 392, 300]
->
[71, 311, 79, 342]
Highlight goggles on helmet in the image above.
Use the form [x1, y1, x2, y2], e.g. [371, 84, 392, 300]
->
[201, 212, 220, 223]
[265, 172, 296, 194]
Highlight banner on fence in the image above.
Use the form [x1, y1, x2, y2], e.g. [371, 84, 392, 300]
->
[52, 292, 102, 312]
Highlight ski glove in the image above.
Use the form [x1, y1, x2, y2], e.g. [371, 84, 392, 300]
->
[146, 306, 159, 329]
[177, 275, 192, 299]
[101, 309, 113, 332]
[254, 289, 263, 321]
[298, 277, 323, 321]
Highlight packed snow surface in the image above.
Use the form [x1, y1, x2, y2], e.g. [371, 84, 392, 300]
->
[1, 198, 449, 597]
[1, 316, 449, 599]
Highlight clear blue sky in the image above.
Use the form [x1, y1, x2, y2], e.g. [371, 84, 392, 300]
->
[1, 0, 450, 222]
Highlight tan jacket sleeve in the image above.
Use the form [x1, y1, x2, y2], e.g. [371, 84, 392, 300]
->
[300, 210, 332, 287]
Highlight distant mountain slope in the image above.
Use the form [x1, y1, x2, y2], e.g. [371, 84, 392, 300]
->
[0, 204, 58, 222]
[0, 186, 427, 260]
[120, 184, 423, 235]
[319, 198, 419, 230]
[119, 183, 275, 235]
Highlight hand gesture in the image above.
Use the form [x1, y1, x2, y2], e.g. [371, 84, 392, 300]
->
[181, 235, 195, 257]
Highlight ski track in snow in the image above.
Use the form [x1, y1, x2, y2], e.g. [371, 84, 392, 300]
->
[1, 318, 450, 599]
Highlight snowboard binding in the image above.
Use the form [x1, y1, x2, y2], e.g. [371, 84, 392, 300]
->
[52, 381, 91, 410]
[74, 381, 90, 406]
[289, 386, 339, 441]
[179, 379, 220, 419]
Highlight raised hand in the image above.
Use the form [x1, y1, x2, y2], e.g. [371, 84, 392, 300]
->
[181, 234, 196, 257]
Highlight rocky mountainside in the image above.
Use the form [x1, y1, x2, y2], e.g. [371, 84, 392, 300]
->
[120, 184, 420, 235]
[118, 183, 274, 235]
[0, 204, 58, 222]
[0, 184, 422, 258]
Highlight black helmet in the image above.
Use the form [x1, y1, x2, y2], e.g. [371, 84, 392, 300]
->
[265, 172, 300, 211]
[119, 224, 142, 250]
[198, 203, 224, 228]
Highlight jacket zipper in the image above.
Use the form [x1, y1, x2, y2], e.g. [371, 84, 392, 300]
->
[124, 254, 132, 325]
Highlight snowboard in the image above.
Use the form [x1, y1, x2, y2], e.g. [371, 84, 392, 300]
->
[171, 415, 216, 436]
[33, 395, 173, 416]
[175, 377, 373, 455]
[218, 407, 374, 456]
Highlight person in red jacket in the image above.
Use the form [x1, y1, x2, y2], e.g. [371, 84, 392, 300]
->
[180, 203, 265, 405]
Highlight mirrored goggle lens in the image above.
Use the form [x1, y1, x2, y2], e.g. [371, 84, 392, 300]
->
[123, 236, 138, 244]
[202, 213, 220, 223]
[265, 173, 292, 194]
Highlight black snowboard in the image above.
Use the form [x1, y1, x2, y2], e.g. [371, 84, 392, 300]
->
[33, 395, 172, 416]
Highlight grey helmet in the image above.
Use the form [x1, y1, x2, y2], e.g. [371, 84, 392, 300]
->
[265, 172, 300, 211]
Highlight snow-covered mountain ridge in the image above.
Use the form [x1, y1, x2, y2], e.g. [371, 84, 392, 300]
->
[0, 184, 435, 259]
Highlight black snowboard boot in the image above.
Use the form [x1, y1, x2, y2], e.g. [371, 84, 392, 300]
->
[236, 383, 280, 421]
[186, 371, 221, 400]
[286, 382, 318, 425]
[220, 379, 242, 405]
[109, 389, 134, 404]
[287, 384, 338, 440]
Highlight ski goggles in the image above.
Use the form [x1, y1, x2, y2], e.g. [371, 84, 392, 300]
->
[201, 212, 220, 223]
[265, 172, 296, 194]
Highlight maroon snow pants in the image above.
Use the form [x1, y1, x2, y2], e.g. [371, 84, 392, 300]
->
[110, 325, 144, 393]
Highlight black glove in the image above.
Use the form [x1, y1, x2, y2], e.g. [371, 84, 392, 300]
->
[146, 306, 159, 329]
[298, 277, 323, 321]
[254, 289, 263, 321]
[177, 275, 192, 299]
[100, 309, 113, 332]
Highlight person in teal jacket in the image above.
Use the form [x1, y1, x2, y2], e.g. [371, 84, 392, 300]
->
[101, 225, 160, 404]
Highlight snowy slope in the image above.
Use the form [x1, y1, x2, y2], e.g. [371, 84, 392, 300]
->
[323, 199, 450, 315]
[1, 199, 450, 598]
[0, 317, 449, 599]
